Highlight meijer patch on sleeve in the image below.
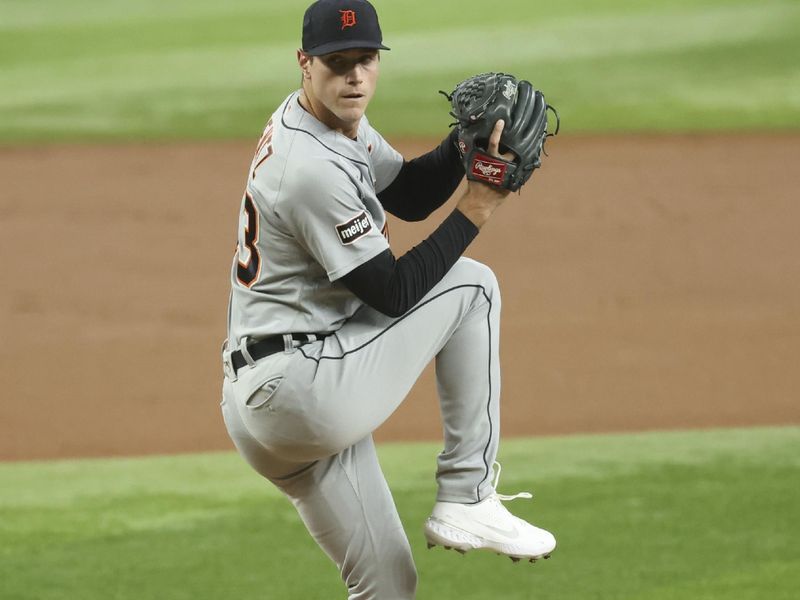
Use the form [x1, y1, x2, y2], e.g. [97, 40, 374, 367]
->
[336, 211, 373, 245]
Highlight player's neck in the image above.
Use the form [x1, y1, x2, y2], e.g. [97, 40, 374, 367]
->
[298, 89, 360, 140]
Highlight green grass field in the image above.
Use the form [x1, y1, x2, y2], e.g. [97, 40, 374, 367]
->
[1, 0, 799, 142]
[2, 427, 798, 599]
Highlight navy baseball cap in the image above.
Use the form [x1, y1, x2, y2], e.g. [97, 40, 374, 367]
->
[302, 0, 390, 56]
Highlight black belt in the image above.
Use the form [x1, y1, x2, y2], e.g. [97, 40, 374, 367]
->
[231, 333, 327, 375]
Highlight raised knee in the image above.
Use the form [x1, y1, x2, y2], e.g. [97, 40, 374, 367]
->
[449, 257, 500, 298]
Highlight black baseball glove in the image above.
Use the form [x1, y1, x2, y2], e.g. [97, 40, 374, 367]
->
[441, 72, 559, 192]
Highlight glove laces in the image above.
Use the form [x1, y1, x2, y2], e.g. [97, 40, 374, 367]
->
[492, 461, 533, 502]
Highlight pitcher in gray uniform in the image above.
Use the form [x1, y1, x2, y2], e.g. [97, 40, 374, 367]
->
[220, 1, 556, 598]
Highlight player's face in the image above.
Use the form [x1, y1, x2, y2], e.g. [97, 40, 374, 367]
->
[300, 49, 380, 135]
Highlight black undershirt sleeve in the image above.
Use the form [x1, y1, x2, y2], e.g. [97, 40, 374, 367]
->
[377, 129, 465, 222]
[340, 209, 479, 317]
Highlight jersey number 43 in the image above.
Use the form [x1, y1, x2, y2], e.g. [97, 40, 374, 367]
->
[236, 120, 275, 288]
[236, 192, 261, 288]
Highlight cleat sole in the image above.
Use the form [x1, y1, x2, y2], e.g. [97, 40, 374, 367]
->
[424, 517, 555, 564]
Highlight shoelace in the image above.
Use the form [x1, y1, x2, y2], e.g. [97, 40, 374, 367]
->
[492, 461, 533, 502]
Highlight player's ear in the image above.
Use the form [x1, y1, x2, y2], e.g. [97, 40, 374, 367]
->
[297, 49, 313, 76]
[297, 49, 313, 85]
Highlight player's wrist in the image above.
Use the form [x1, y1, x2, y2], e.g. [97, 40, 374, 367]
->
[456, 190, 499, 229]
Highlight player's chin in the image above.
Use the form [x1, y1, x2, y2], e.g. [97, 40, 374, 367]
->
[335, 103, 367, 123]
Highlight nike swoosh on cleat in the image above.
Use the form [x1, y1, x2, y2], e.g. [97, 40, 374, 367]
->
[482, 522, 520, 539]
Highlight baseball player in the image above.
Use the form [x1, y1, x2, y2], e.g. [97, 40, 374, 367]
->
[220, 1, 556, 597]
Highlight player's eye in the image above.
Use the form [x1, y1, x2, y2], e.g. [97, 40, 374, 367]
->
[325, 56, 353, 75]
[322, 53, 376, 73]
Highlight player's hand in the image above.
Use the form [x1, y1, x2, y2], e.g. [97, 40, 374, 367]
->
[468, 120, 514, 198]
[458, 120, 514, 229]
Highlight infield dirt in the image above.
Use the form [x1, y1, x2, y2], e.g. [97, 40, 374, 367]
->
[1, 134, 798, 460]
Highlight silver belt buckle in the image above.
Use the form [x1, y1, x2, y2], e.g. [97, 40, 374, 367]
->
[221, 339, 237, 382]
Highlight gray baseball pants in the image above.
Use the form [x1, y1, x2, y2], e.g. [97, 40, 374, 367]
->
[221, 258, 502, 599]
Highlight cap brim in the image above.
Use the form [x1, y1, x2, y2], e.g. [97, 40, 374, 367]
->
[304, 40, 390, 56]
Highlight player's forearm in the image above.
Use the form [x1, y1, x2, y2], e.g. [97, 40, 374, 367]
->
[340, 209, 478, 317]
[377, 130, 464, 222]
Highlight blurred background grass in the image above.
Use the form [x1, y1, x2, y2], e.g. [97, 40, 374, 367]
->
[2, 427, 798, 599]
[1, 0, 799, 143]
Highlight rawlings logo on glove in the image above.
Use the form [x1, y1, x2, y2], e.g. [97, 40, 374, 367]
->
[471, 156, 506, 184]
[441, 72, 560, 192]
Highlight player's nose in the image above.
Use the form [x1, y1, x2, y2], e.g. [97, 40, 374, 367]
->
[345, 64, 364, 83]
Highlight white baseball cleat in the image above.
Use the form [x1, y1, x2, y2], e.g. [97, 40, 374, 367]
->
[424, 463, 556, 563]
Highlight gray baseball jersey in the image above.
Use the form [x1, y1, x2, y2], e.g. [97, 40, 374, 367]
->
[222, 91, 504, 599]
[228, 91, 403, 347]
